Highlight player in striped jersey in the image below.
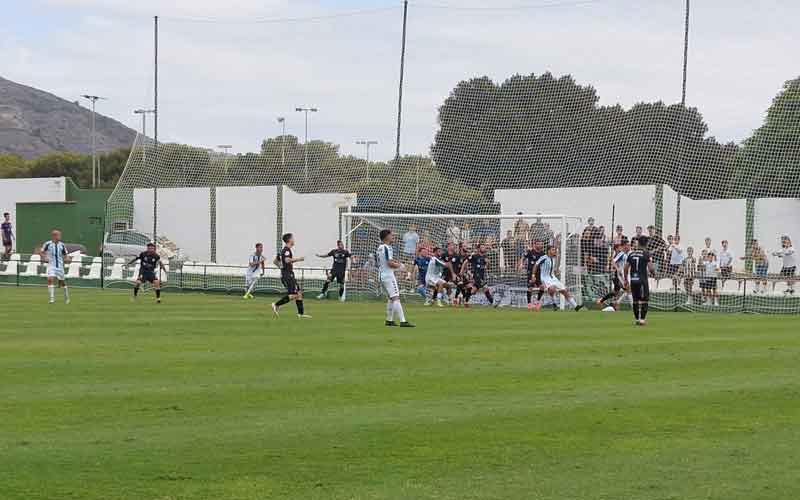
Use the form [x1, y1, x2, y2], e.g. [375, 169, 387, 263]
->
[243, 242, 266, 299]
[377, 229, 414, 327]
[425, 247, 456, 307]
[596, 237, 630, 310]
[532, 245, 583, 311]
[39, 229, 71, 304]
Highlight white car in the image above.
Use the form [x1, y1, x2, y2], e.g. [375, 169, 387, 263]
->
[103, 230, 180, 260]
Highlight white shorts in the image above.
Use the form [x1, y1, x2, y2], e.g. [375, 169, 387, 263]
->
[543, 277, 565, 292]
[426, 276, 444, 288]
[245, 268, 260, 286]
[381, 274, 400, 299]
[47, 267, 65, 281]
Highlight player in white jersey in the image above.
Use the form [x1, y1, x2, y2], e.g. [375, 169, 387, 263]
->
[533, 245, 582, 311]
[243, 242, 266, 299]
[772, 235, 796, 294]
[425, 247, 455, 307]
[39, 229, 71, 304]
[596, 238, 630, 310]
[377, 229, 414, 327]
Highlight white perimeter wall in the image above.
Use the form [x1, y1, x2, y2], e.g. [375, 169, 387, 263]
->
[0, 177, 67, 222]
[284, 189, 355, 269]
[134, 188, 211, 262]
[216, 186, 277, 265]
[133, 186, 353, 266]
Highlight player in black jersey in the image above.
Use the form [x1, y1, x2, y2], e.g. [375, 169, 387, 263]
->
[624, 236, 655, 326]
[441, 242, 461, 306]
[316, 240, 353, 302]
[597, 238, 630, 310]
[460, 243, 496, 307]
[271, 233, 311, 318]
[519, 240, 546, 311]
[128, 242, 167, 303]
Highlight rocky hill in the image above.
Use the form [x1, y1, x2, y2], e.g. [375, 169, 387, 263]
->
[0, 76, 136, 159]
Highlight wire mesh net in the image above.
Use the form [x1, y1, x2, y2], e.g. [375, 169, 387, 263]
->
[103, 2, 800, 313]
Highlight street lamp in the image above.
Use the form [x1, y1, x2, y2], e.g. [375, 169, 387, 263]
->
[356, 140, 378, 182]
[82, 94, 106, 188]
[277, 117, 286, 170]
[133, 108, 155, 137]
[295, 106, 318, 181]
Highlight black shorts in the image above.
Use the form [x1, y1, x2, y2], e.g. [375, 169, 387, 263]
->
[329, 268, 345, 284]
[138, 271, 157, 284]
[282, 273, 300, 294]
[630, 280, 650, 302]
[527, 271, 541, 288]
[2, 239, 11, 247]
[612, 276, 623, 293]
[720, 266, 732, 279]
[780, 266, 796, 278]
[700, 278, 717, 290]
[472, 275, 486, 289]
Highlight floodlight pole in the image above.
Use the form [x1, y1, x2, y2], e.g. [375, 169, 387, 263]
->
[153, 15, 159, 245]
[395, 0, 408, 160]
[82, 94, 105, 188]
[675, 0, 690, 237]
[295, 106, 318, 182]
[356, 140, 378, 182]
[277, 117, 286, 252]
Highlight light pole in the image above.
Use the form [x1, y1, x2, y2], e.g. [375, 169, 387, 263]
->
[277, 117, 286, 170]
[276, 117, 287, 253]
[295, 106, 318, 181]
[356, 140, 378, 182]
[133, 108, 155, 137]
[82, 94, 106, 188]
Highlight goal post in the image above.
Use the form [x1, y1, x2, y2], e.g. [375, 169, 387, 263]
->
[341, 212, 584, 308]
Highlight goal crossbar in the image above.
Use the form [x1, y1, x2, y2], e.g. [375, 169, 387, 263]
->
[343, 213, 583, 221]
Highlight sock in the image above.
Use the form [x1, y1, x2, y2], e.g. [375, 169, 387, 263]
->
[537, 289, 544, 301]
[641, 303, 649, 320]
[393, 300, 406, 323]
[567, 296, 576, 308]
[484, 290, 493, 304]
[633, 302, 641, 320]
[63, 286, 69, 301]
[134, 286, 140, 297]
[296, 299, 304, 315]
[386, 300, 394, 321]
[526, 290, 532, 304]
[155, 289, 161, 299]
[275, 295, 290, 308]
[48, 285, 55, 301]
[321, 281, 330, 295]
[464, 289, 472, 303]
[339, 286, 345, 298]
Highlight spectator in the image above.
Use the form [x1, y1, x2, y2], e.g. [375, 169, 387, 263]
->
[446, 220, 461, 244]
[513, 213, 529, 242]
[581, 217, 598, 270]
[2, 212, 14, 258]
[402, 224, 419, 262]
[412, 247, 430, 299]
[701, 251, 720, 306]
[634, 226, 644, 240]
[542, 223, 555, 247]
[594, 226, 609, 274]
[668, 234, 684, 277]
[612, 225, 626, 246]
[501, 230, 516, 271]
[646, 225, 668, 274]
[461, 223, 472, 246]
[530, 216, 546, 243]
[702, 237, 716, 256]
[772, 235, 796, 295]
[682, 246, 697, 305]
[514, 233, 527, 263]
[718, 240, 734, 283]
[742, 239, 769, 294]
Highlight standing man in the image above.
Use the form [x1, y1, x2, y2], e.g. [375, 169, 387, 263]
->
[243, 242, 266, 299]
[625, 236, 655, 326]
[39, 229, 71, 304]
[271, 233, 311, 318]
[501, 230, 516, 272]
[718, 240, 735, 284]
[317, 240, 353, 301]
[378, 229, 414, 327]
[128, 242, 167, 303]
[2, 213, 14, 258]
[533, 245, 583, 312]
[412, 247, 431, 301]
[519, 240, 546, 310]
[460, 243, 496, 307]
[401, 224, 419, 264]
[425, 247, 455, 307]
[597, 238, 629, 310]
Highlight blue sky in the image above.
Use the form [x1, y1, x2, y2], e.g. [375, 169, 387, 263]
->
[3, 0, 798, 160]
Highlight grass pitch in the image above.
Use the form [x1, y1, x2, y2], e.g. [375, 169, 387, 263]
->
[2, 287, 799, 500]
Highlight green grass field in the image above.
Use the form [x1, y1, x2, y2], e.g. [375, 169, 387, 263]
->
[2, 287, 799, 500]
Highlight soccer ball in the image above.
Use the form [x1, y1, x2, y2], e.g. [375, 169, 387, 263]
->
[602, 306, 616, 312]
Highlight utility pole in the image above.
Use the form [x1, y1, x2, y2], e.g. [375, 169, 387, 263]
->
[81, 94, 106, 188]
[395, 0, 409, 160]
[356, 140, 378, 182]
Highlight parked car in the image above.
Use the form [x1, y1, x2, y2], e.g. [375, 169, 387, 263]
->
[103, 230, 181, 260]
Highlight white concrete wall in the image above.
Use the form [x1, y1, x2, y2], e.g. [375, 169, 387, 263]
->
[677, 198, 747, 268]
[216, 186, 277, 266]
[283, 189, 355, 269]
[755, 198, 800, 269]
[495, 185, 658, 237]
[134, 188, 211, 262]
[0, 177, 67, 224]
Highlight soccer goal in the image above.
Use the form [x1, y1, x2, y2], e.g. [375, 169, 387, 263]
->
[341, 212, 584, 309]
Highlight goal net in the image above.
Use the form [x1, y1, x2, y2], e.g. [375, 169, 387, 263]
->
[341, 212, 583, 308]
